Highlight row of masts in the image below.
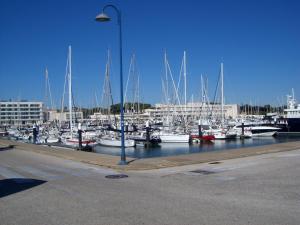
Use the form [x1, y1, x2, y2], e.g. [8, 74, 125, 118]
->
[43, 46, 233, 134]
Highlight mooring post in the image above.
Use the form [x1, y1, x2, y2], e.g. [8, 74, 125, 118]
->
[78, 123, 82, 150]
[241, 122, 245, 139]
[145, 120, 150, 148]
[198, 120, 202, 137]
[33, 124, 37, 144]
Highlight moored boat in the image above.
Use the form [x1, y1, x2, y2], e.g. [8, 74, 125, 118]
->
[190, 134, 215, 142]
[233, 124, 280, 137]
[97, 137, 136, 147]
[63, 138, 96, 147]
[275, 90, 300, 135]
[159, 133, 190, 143]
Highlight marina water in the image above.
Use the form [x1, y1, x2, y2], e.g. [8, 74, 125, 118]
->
[93, 136, 300, 159]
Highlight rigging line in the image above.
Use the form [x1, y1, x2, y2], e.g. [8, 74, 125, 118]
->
[124, 53, 134, 107]
[94, 91, 100, 112]
[61, 54, 69, 113]
[167, 58, 188, 128]
[45, 68, 48, 109]
[167, 58, 186, 119]
[203, 80, 214, 120]
[211, 68, 221, 119]
[47, 71, 54, 109]
[106, 53, 117, 127]
[161, 77, 168, 104]
[176, 54, 184, 99]
[71, 91, 78, 123]
[131, 54, 137, 113]
[100, 50, 111, 109]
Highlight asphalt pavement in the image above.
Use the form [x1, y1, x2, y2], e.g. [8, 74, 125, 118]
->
[0, 144, 300, 225]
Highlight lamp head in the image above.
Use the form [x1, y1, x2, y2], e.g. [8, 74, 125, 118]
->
[95, 12, 111, 22]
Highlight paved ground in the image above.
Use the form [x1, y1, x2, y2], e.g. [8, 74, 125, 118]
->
[0, 144, 300, 225]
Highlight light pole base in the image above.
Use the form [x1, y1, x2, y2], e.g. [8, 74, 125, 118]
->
[118, 160, 127, 165]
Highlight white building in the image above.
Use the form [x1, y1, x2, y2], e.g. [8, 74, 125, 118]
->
[0, 101, 43, 125]
[145, 102, 240, 120]
[89, 102, 239, 124]
[46, 110, 83, 122]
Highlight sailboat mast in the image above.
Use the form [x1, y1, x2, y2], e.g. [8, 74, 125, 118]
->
[183, 50, 187, 114]
[137, 73, 140, 114]
[201, 74, 204, 103]
[164, 51, 169, 106]
[164, 51, 169, 125]
[45, 68, 48, 110]
[221, 62, 224, 125]
[45, 68, 54, 110]
[191, 94, 194, 120]
[68, 45, 73, 137]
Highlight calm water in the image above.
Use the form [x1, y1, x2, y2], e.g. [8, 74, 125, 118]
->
[93, 136, 300, 159]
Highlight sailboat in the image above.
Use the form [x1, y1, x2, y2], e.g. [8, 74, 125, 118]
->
[211, 62, 237, 140]
[158, 51, 190, 143]
[98, 136, 135, 147]
[40, 68, 60, 144]
[189, 75, 216, 142]
[96, 50, 136, 148]
[61, 46, 96, 147]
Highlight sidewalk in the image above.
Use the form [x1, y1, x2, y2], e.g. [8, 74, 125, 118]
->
[1, 138, 300, 171]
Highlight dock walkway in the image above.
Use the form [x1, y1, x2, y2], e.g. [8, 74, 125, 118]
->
[1, 139, 300, 171]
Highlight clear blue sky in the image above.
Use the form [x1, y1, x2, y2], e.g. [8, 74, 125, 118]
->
[0, 0, 299, 108]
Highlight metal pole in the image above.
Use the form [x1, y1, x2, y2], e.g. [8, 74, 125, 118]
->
[102, 5, 126, 164]
[117, 8, 126, 165]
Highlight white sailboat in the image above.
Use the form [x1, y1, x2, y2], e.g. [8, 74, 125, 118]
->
[61, 46, 96, 147]
[212, 62, 237, 140]
[98, 137, 135, 147]
[96, 50, 136, 148]
[159, 133, 190, 143]
[158, 51, 190, 143]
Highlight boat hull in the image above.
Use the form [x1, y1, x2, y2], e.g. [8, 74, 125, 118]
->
[213, 132, 237, 140]
[251, 131, 277, 137]
[98, 139, 136, 147]
[190, 134, 215, 142]
[276, 118, 300, 133]
[64, 138, 96, 147]
[160, 134, 190, 143]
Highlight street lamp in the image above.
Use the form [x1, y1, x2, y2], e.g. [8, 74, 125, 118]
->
[96, 4, 127, 165]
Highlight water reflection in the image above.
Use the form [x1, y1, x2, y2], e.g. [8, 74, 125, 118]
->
[93, 136, 300, 159]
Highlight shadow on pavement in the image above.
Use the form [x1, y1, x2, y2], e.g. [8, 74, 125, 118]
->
[0, 145, 15, 151]
[0, 178, 47, 198]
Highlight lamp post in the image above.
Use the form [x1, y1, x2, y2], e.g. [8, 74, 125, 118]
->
[96, 4, 127, 165]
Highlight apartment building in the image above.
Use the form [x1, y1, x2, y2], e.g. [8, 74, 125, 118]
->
[0, 101, 43, 125]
